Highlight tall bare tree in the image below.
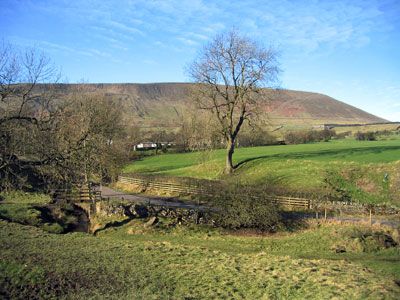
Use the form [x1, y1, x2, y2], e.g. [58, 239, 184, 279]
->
[188, 30, 280, 173]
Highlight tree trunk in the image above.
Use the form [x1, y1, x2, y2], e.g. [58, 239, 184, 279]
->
[225, 138, 235, 174]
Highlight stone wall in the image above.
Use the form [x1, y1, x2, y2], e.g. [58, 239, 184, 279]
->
[94, 200, 211, 225]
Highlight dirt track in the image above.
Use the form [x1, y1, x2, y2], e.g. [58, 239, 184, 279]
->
[100, 186, 205, 210]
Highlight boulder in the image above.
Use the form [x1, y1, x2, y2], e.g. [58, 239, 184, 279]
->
[144, 216, 158, 227]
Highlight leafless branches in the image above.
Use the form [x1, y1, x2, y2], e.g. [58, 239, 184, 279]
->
[188, 30, 280, 173]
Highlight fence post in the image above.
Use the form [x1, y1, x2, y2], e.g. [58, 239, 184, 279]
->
[369, 209, 372, 226]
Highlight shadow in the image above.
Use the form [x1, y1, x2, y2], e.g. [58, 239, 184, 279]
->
[32, 205, 58, 223]
[34, 204, 91, 233]
[93, 217, 133, 235]
[93, 205, 136, 235]
[234, 145, 400, 170]
[279, 211, 311, 232]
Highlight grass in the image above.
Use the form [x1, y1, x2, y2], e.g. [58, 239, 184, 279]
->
[0, 217, 399, 299]
[123, 138, 400, 206]
[124, 139, 400, 176]
[0, 191, 51, 226]
[0, 191, 51, 204]
[0, 191, 66, 234]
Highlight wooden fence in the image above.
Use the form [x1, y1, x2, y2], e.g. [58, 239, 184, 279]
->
[118, 175, 400, 215]
[52, 186, 102, 203]
[118, 176, 311, 209]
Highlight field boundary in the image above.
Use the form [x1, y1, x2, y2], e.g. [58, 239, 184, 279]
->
[119, 176, 310, 209]
[118, 175, 400, 214]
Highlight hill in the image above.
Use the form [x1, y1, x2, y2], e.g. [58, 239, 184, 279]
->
[46, 82, 387, 129]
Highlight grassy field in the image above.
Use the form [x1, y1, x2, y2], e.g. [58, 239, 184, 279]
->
[0, 192, 82, 234]
[1, 217, 399, 299]
[123, 138, 400, 205]
[1, 192, 399, 298]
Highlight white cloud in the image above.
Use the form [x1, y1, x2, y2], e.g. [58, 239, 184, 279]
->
[177, 37, 198, 46]
[105, 20, 145, 36]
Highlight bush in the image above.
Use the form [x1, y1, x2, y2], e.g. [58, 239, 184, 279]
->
[284, 129, 336, 144]
[42, 223, 65, 234]
[335, 227, 398, 253]
[335, 131, 351, 139]
[238, 129, 277, 147]
[355, 131, 376, 141]
[205, 184, 282, 231]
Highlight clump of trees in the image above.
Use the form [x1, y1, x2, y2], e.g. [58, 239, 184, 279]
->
[284, 129, 336, 144]
[0, 42, 128, 190]
[188, 29, 280, 173]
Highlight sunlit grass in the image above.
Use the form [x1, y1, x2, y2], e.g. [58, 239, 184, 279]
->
[124, 139, 400, 179]
[1, 219, 399, 299]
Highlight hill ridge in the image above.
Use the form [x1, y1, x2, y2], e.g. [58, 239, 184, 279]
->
[43, 82, 387, 127]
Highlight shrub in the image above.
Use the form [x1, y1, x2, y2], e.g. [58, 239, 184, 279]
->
[284, 129, 336, 144]
[336, 227, 398, 253]
[42, 223, 65, 234]
[335, 131, 351, 139]
[238, 129, 277, 147]
[204, 184, 282, 231]
[323, 170, 353, 202]
[355, 131, 376, 141]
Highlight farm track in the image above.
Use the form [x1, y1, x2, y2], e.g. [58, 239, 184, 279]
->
[100, 186, 206, 210]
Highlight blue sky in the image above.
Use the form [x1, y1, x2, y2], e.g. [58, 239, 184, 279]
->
[1, 0, 399, 121]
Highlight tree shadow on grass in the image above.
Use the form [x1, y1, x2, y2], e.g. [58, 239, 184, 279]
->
[234, 145, 400, 170]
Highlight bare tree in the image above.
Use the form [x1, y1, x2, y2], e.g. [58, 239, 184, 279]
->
[188, 30, 280, 173]
[0, 42, 127, 190]
[0, 41, 61, 189]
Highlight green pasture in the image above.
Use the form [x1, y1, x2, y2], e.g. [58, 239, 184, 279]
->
[1, 218, 399, 299]
[124, 138, 400, 205]
[124, 139, 400, 176]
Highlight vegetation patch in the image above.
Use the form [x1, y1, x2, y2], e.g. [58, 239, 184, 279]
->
[0, 192, 88, 234]
[123, 138, 400, 206]
[1, 220, 399, 299]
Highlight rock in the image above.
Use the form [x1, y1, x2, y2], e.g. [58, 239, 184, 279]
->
[334, 245, 346, 253]
[372, 233, 397, 248]
[90, 223, 103, 234]
[133, 204, 149, 218]
[144, 216, 158, 227]
[392, 229, 400, 244]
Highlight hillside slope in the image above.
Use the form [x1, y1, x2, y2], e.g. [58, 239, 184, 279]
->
[48, 83, 387, 128]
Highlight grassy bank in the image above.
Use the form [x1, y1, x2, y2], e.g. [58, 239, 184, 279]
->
[124, 139, 400, 176]
[0, 191, 85, 234]
[123, 138, 400, 206]
[1, 217, 399, 299]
